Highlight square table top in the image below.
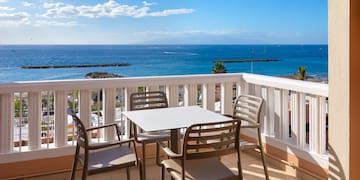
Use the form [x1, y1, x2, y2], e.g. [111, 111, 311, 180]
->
[122, 106, 232, 132]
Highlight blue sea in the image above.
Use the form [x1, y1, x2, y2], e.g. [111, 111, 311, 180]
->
[0, 45, 328, 82]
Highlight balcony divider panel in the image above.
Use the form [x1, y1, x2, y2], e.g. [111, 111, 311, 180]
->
[0, 93, 13, 153]
[103, 88, 116, 141]
[202, 83, 215, 111]
[147, 85, 160, 92]
[54, 90, 67, 147]
[28, 92, 41, 150]
[220, 81, 233, 115]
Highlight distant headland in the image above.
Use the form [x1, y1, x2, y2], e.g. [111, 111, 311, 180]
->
[22, 63, 130, 69]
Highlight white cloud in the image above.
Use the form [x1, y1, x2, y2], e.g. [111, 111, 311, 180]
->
[41, 0, 195, 18]
[22, 1, 33, 7]
[33, 20, 80, 27]
[0, 12, 30, 26]
[0, 6, 15, 11]
[0, 0, 8, 3]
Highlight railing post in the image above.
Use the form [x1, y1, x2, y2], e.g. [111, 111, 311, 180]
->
[28, 92, 41, 150]
[166, 84, 179, 107]
[290, 92, 299, 145]
[267, 87, 275, 137]
[298, 93, 306, 149]
[0, 93, 13, 153]
[54, 90, 67, 147]
[202, 83, 215, 111]
[309, 95, 318, 152]
[281, 90, 289, 141]
[103, 88, 116, 141]
[184, 83, 197, 106]
[274, 89, 282, 139]
[79, 90, 91, 128]
[221, 82, 233, 115]
[255, 85, 264, 133]
[319, 96, 327, 154]
[124, 87, 137, 138]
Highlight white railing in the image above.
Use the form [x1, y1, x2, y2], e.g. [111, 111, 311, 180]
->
[0, 73, 328, 169]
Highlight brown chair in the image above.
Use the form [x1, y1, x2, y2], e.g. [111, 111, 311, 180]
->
[70, 113, 140, 180]
[159, 120, 242, 180]
[231, 94, 269, 180]
[129, 91, 171, 180]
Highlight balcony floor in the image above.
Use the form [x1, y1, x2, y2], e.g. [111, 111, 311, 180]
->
[24, 150, 317, 180]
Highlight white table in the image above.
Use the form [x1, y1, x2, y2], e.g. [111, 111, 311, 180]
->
[122, 106, 232, 152]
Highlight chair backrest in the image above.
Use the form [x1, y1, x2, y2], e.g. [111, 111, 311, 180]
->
[232, 95, 264, 124]
[182, 120, 240, 160]
[130, 91, 168, 111]
[71, 113, 88, 148]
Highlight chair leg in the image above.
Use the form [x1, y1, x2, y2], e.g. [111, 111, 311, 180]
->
[139, 160, 143, 180]
[258, 129, 269, 180]
[156, 141, 161, 166]
[161, 164, 165, 180]
[142, 144, 147, 180]
[126, 168, 130, 180]
[70, 145, 80, 180]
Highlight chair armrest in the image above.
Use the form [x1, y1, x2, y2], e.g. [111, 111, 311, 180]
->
[88, 139, 136, 150]
[157, 141, 182, 158]
[223, 114, 233, 118]
[86, 123, 118, 132]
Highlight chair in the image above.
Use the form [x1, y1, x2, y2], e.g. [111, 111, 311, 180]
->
[70, 113, 140, 180]
[231, 94, 269, 180]
[159, 120, 242, 180]
[129, 91, 171, 180]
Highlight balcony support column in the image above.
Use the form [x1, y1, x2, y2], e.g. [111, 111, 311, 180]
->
[0, 93, 13, 153]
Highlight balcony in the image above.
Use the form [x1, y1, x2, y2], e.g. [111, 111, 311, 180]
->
[0, 73, 328, 179]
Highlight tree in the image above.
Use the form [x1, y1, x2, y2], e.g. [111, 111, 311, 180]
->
[212, 62, 227, 74]
[296, 66, 307, 80]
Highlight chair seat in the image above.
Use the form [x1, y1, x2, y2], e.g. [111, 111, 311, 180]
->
[79, 146, 137, 175]
[161, 158, 239, 180]
[136, 130, 171, 143]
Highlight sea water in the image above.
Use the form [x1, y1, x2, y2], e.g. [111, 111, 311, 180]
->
[0, 45, 328, 82]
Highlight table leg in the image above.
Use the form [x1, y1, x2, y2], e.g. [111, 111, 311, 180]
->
[170, 129, 180, 153]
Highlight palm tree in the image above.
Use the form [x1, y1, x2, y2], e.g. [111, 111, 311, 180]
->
[296, 66, 307, 80]
[212, 62, 227, 74]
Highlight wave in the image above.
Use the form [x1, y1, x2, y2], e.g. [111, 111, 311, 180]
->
[163, 51, 198, 56]
[42, 73, 82, 80]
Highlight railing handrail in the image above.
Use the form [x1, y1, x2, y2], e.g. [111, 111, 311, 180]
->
[0, 73, 243, 93]
[242, 73, 328, 97]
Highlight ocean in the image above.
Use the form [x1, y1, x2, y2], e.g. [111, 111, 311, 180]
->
[0, 45, 328, 82]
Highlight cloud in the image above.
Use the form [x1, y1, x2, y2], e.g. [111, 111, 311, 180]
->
[0, 6, 15, 11]
[0, 0, 7, 3]
[0, 12, 30, 26]
[41, 0, 195, 18]
[22, 1, 33, 7]
[33, 20, 80, 27]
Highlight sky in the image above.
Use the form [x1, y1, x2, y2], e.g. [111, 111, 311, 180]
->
[0, 0, 328, 44]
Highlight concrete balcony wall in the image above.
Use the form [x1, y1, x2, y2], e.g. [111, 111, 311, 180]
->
[0, 73, 328, 179]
